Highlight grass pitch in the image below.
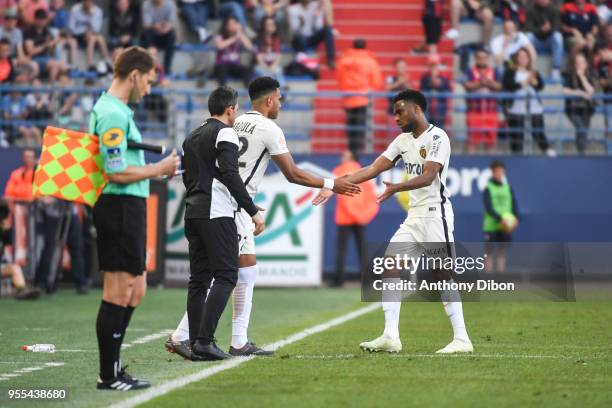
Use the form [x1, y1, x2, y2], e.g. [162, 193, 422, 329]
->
[1, 288, 611, 408]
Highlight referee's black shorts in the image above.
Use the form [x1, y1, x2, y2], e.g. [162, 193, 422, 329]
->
[93, 194, 147, 276]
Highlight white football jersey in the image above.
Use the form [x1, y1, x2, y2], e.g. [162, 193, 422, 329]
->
[382, 124, 453, 218]
[233, 111, 289, 197]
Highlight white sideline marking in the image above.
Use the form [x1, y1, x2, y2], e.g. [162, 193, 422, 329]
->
[0, 362, 64, 382]
[111, 303, 381, 408]
[291, 353, 572, 360]
[122, 330, 174, 349]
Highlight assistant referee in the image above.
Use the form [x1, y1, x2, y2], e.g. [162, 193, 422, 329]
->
[183, 86, 264, 361]
[91, 46, 180, 391]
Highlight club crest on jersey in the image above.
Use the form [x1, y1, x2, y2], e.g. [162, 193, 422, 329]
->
[419, 146, 427, 159]
[102, 128, 124, 147]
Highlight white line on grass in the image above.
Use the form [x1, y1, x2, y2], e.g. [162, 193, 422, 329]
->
[0, 362, 65, 382]
[291, 353, 572, 360]
[122, 330, 174, 349]
[110, 303, 381, 408]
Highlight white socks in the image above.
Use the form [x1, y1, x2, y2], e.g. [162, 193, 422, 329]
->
[382, 302, 401, 340]
[231, 265, 257, 349]
[172, 311, 190, 342]
[440, 281, 470, 342]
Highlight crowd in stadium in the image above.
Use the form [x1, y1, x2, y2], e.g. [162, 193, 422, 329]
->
[0, 0, 610, 152]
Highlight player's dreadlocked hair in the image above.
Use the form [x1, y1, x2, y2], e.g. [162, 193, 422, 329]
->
[392, 89, 427, 114]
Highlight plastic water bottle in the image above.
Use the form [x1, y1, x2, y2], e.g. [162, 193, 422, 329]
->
[22, 344, 55, 353]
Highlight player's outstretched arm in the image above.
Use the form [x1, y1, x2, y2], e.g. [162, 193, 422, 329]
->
[272, 152, 361, 195]
[312, 155, 395, 206]
[376, 161, 442, 203]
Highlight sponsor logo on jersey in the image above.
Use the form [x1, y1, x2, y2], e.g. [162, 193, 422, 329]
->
[102, 128, 124, 147]
[406, 163, 424, 175]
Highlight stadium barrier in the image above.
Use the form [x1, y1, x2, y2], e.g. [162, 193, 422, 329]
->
[1, 85, 611, 154]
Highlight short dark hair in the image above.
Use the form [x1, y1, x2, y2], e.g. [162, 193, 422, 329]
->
[248, 76, 280, 101]
[392, 89, 427, 113]
[113, 46, 155, 79]
[34, 8, 48, 20]
[0, 38, 10, 46]
[353, 38, 366, 49]
[208, 86, 238, 116]
[490, 159, 505, 170]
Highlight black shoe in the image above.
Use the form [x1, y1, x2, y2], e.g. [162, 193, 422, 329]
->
[165, 336, 192, 360]
[96, 375, 150, 391]
[117, 366, 151, 388]
[229, 341, 274, 357]
[76, 285, 89, 295]
[191, 340, 232, 361]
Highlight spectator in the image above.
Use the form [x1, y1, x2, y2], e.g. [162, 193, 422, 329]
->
[412, 0, 444, 55]
[55, 70, 80, 127]
[463, 47, 502, 152]
[385, 58, 414, 114]
[0, 198, 40, 299]
[4, 148, 36, 201]
[0, 8, 40, 78]
[526, 0, 564, 81]
[69, 0, 111, 71]
[497, 0, 528, 28]
[596, 0, 611, 24]
[336, 39, 383, 154]
[563, 52, 596, 154]
[1, 71, 41, 146]
[141, 0, 178, 74]
[502, 47, 554, 155]
[178, 0, 209, 42]
[24, 8, 66, 81]
[483, 160, 519, 273]
[18, 0, 50, 27]
[490, 19, 536, 71]
[288, 0, 336, 69]
[594, 22, 612, 138]
[446, 0, 494, 44]
[49, 0, 77, 67]
[252, 0, 289, 29]
[420, 54, 451, 128]
[561, 0, 600, 56]
[142, 46, 170, 123]
[211, 15, 253, 87]
[25, 78, 52, 134]
[0, 38, 14, 84]
[0, 8, 26, 63]
[254, 16, 286, 89]
[0, 0, 18, 26]
[332, 150, 378, 287]
[217, 0, 248, 27]
[109, 0, 141, 50]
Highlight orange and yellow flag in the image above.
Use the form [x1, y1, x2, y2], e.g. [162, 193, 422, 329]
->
[32, 127, 107, 207]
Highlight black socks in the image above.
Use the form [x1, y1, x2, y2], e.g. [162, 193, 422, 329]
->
[96, 300, 128, 381]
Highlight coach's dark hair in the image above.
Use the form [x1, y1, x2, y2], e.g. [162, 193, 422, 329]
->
[208, 86, 238, 116]
[113, 46, 155, 80]
[248, 76, 280, 101]
[392, 89, 427, 113]
[490, 160, 505, 170]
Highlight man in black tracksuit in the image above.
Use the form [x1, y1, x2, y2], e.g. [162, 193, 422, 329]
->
[182, 86, 265, 360]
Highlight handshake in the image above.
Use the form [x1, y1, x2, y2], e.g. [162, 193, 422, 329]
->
[312, 175, 361, 206]
[251, 175, 361, 234]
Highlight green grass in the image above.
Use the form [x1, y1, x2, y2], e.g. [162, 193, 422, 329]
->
[1, 289, 611, 407]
